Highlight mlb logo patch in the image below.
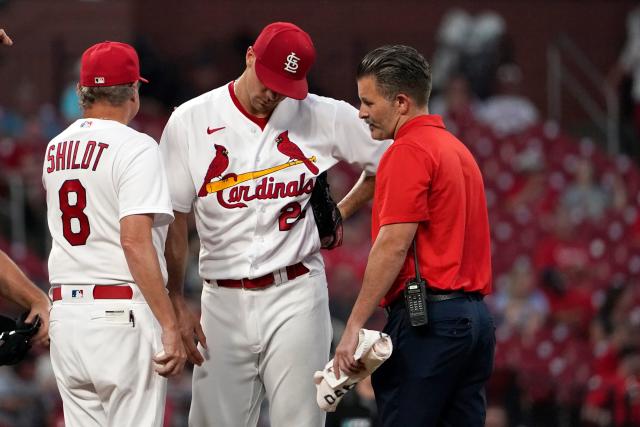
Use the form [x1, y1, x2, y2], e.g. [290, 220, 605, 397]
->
[71, 290, 84, 298]
[94, 76, 105, 84]
[80, 121, 93, 128]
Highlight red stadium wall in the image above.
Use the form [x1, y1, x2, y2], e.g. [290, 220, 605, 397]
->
[0, 0, 634, 120]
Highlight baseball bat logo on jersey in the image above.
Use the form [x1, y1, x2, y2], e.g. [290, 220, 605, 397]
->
[198, 130, 318, 209]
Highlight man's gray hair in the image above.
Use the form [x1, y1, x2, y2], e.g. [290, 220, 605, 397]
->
[77, 83, 136, 109]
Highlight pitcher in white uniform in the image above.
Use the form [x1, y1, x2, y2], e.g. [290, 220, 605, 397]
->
[43, 41, 186, 427]
[161, 22, 390, 427]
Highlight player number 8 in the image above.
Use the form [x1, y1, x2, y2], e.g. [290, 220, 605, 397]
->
[58, 179, 91, 246]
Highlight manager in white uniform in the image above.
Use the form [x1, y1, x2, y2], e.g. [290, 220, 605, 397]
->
[43, 41, 186, 427]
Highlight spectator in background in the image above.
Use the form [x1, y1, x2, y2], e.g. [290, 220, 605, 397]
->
[505, 145, 557, 219]
[175, 40, 224, 102]
[463, 11, 509, 99]
[493, 257, 549, 337]
[0, 354, 46, 427]
[602, 171, 629, 214]
[430, 9, 508, 99]
[429, 74, 479, 131]
[561, 158, 609, 223]
[583, 281, 640, 427]
[59, 60, 82, 123]
[430, 9, 472, 94]
[583, 345, 640, 427]
[608, 4, 640, 159]
[535, 207, 594, 332]
[477, 63, 539, 137]
[589, 283, 637, 380]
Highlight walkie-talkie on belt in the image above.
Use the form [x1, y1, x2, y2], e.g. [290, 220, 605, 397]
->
[404, 239, 428, 327]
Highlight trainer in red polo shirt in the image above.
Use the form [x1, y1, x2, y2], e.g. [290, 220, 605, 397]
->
[334, 45, 495, 427]
[373, 114, 492, 307]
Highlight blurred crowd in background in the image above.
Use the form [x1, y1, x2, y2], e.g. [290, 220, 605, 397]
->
[1, 5, 640, 427]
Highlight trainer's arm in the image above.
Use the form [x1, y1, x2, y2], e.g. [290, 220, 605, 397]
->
[333, 222, 417, 377]
[0, 250, 50, 345]
[121, 214, 186, 376]
[164, 211, 207, 365]
[338, 172, 375, 220]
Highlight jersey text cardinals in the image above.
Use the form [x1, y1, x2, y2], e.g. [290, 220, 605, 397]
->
[160, 82, 390, 280]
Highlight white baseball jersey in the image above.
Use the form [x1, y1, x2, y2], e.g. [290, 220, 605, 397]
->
[160, 82, 389, 280]
[43, 118, 174, 285]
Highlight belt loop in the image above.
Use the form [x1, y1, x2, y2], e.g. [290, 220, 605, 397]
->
[204, 279, 219, 288]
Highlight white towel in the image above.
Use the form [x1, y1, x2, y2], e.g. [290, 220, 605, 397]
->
[313, 329, 393, 412]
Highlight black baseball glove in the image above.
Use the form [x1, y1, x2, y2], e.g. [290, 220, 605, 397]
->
[0, 312, 40, 365]
[310, 172, 343, 250]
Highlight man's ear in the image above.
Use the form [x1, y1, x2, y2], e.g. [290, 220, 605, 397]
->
[246, 46, 255, 68]
[396, 93, 411, 115]
[131, 83, 139, 102]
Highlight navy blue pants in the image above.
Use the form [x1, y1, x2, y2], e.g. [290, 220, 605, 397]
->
[371, 295, 495, 427]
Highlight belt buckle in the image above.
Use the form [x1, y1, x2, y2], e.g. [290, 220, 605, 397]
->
[275, 268, 285, 286]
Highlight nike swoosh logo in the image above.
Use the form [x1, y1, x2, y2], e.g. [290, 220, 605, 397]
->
[207, 126, 225, 135]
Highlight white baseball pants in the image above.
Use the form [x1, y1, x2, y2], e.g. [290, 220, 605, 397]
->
[189, 271, 332, 427]
[49, 285, 167, 427]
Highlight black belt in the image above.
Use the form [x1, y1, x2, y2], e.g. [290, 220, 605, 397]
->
[385, 290, 483, 315]
[426, 290, 483, 302]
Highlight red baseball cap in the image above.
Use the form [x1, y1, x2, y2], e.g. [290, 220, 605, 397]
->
[253, 22, 316, 100]
[80, 41, 148, 87]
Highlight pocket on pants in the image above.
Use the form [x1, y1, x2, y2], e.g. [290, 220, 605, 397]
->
[90, 303, 135, 327]
[431, 317, 473, 338]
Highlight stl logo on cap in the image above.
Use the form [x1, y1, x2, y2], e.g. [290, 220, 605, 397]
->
[284, 52, 300, 74]
[252, 22, 316, 100]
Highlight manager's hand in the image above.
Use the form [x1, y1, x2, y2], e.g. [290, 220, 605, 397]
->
[154, 327, 187, 377]
[171, 295, 208, 366]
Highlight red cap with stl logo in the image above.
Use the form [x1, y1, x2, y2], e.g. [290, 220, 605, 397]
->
[252, 22, 316, 100]
[80, 41, 148, 87]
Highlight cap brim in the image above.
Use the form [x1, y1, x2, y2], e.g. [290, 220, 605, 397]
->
[255, 61, 307, 100]
[139, 76, 149, 83]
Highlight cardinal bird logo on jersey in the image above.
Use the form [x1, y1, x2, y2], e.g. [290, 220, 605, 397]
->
[198, 144, 237, 197]
[275, 131, 319, 175]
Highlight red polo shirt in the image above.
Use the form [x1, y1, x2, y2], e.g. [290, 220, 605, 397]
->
[372, 115, 492, 307]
